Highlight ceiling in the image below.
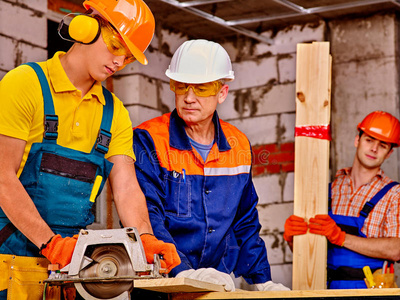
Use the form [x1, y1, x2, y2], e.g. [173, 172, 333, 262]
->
[64, 0, 400, 44]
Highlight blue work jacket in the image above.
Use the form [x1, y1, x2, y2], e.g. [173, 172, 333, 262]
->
[133, 110, 272, 284]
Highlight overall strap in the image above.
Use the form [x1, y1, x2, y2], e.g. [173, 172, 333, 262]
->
[24, 62, 58, 143]
[359, 181, 399, 218]
[92, 86, 114, 156]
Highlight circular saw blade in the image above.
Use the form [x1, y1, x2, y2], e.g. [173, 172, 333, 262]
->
[77, 244, 134, 299]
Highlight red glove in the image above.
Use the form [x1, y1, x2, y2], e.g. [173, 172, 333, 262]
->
[283, 215, 308, 243]
[40, 234, 78, 269]
[140, 234, 181, 273]
[309, 214, 346, 246]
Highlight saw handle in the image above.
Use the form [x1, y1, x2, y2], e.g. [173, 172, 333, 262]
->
[153, 253, 169, 274]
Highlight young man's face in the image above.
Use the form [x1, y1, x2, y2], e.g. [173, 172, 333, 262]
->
[354, 133, 393, 169]
[85, 19, 133, 82]
[82, 37, 124, 82]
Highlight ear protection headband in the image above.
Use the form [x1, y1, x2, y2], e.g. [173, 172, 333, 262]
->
[58, 13, 101, 45]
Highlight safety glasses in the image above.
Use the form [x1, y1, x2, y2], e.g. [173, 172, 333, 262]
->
[170, 80, 223, 97]
[98, 18, 135, 65]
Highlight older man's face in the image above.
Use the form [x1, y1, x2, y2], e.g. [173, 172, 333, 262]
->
[174, 84, 228, 128]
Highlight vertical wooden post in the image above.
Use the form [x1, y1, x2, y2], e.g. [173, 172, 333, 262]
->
[292, 42, 332, 290]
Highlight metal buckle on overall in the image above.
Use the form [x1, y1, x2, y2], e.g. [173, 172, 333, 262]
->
[44, 115, 59, 140]
[95, 129, 112, 154]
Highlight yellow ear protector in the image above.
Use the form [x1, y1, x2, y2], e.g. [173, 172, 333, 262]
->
[58, 13, 101, 45]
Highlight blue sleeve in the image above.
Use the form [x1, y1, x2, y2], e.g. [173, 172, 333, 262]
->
[133, 128, 193, 275]
[232, 151, 272, 284]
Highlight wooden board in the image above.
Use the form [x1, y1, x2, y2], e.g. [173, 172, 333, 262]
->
[292, 42, 332, 290]
[135, 278, 400, 299]
[169, 288, 400, 299]
[134, 277, 226, 293]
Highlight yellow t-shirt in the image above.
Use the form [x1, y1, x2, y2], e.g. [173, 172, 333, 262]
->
[0, 52, 135, 176]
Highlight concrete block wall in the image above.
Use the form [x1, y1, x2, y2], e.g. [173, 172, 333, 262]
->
[0, 1, 48, 77]
[329, 13, 400, 181]
[1, 0, 400, 290]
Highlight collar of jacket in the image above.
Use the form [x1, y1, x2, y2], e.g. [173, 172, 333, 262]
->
[169, 109, 231, 152]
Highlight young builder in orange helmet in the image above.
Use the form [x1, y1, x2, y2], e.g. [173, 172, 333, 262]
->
[0, 1, 179, 298]
[284, 111, 400, 289]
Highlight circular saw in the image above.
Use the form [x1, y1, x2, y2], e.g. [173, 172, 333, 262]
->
[45, 228, 166, 300]
[75, 244, 134, 299]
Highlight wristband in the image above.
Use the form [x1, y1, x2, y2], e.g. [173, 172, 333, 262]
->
[140, 233, 155, 237]
[39, 235, 54, 253]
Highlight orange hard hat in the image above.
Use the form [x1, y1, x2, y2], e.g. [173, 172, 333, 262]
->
[357, 111, 400, 146]
[83, 0, 155, 65]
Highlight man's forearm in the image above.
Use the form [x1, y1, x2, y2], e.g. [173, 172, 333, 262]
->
[343, 234, 400, 261]
[115, 193, 153, 234]
[108, 155, 153, 234]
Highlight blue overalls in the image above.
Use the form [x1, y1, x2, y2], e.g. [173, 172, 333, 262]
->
[0, 62, 114, 257]
[327, 181, 398, 289]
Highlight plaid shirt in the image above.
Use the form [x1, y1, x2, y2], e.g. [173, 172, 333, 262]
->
[331, 168, 400, 238]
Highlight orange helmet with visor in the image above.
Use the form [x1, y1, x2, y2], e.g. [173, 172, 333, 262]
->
[96, 16, 135, 65]
[83, 0, 155, 65]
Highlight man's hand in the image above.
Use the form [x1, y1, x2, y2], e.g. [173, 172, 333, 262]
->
[309, 214, 346, 246]
[40, 234, 78, 269]
[176, 268, 235, 292]
[283, 215, 308, 243]
[140, 234, 181, 273]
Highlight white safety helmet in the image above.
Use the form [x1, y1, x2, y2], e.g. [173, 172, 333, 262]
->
[165, 39, 235, 84]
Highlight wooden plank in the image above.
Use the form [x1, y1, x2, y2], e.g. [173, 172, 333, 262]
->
[134, 277, 225, 293]
[292, 42, 332, 290]
[169, 288, 400, 300]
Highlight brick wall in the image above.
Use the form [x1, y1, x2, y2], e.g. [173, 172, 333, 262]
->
[252, 142, 295, 176]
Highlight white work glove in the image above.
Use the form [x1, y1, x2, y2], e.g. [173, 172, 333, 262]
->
[176, 268, 235, 292]
[255, 281, 290, 291]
